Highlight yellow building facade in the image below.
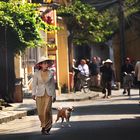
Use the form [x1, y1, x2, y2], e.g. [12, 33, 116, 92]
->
[14, 0, 70, 94]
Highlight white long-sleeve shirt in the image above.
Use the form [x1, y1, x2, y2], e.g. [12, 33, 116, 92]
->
[32, 70, 56, 98]
[78, 64, 89, 76]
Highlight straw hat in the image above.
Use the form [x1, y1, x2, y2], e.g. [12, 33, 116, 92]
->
[104, 59, 113, 64]
[36, 56, 51, 64]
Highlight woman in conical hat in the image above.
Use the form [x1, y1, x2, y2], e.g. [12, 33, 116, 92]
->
[104, 59, 113, 64]
[100, 59, 115, 98]
[32, 56, 56, 135]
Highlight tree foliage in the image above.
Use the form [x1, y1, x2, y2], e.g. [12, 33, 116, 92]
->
[57, 0, 114, 45]
[0, 1, 59, 53]
[57, 0, 140, 45]
[0, 0, 59, 102]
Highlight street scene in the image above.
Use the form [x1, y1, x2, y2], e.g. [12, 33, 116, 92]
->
[0, 0, 140, 140]
[0, 89, 140, 140]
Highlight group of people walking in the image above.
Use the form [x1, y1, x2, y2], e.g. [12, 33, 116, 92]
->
[72, 57, 116, 98]
[73, 56, 140, 98]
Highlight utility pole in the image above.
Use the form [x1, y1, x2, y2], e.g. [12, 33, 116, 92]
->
[118, 0, 126, 65]
[5, 26, 9, 98]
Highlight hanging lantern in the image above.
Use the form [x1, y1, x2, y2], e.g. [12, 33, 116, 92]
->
[41, 15, 52, 24]
[46, 16, 52, 24]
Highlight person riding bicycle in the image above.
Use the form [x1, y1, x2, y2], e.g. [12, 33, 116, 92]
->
[78, 59, 89, 77]
[75, 59, 90, 91]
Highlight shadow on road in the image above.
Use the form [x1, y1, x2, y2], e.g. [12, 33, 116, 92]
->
[72, 103, 140, 116]
[1, 102, 140, 140]
[0, 117, 140, 140]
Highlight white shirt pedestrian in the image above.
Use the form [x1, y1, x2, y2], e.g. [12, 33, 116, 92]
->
[135, 61, 140, 82]
[78, 59, 89, 76]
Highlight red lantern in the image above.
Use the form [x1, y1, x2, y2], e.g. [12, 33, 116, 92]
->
[46, 16, 52, 24]
[42, 15, 52, 24]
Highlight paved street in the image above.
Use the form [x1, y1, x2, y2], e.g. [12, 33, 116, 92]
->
[0, 89, 140, 140]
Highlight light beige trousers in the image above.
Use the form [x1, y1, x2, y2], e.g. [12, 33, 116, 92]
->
[36, 93, 52, 130]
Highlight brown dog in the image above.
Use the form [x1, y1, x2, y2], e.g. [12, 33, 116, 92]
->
[55, 107, 74, 127]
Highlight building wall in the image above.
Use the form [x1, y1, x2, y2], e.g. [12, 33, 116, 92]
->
[113, 23, 140, 81]
[14, 1, 70, 94]
[57, 20, 70, 92]
[14, 55, 21, 78]
[125, 29, 140, 61]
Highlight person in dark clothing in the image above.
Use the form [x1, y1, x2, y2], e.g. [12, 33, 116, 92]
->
[121, 57, 134, 96]
[100, 59, 115, 98]
[72, 59, 81, 92]
[89, 57, 101, 88]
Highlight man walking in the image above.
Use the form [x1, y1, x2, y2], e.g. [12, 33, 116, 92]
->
[121, 57, 134, 96]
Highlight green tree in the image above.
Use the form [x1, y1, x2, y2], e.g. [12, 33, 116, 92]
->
[58, 0, 140, 46]
[0, 1, 58, 102]
[58, 0, 113, 45]
[57, 0, 113, 71]
[58, 0, 140, 71]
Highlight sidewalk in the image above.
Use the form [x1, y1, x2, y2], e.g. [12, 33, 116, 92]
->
[0, 91, 99, 124]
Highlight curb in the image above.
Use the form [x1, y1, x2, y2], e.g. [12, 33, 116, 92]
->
[56, 93, 99, 102]
[0, 108, 38, 124]
[0, 111, 27, 124]
[0, 93, 99, 124]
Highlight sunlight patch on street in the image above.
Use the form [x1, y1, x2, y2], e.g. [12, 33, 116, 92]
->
[71, 114, 140, 121]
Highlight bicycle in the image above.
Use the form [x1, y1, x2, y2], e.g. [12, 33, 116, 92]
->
[122, 72, 134, 96]
[73, 70, 90, 93]
[80, 76, 91, 93]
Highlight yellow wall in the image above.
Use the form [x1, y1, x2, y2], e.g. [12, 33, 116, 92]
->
[14, 55, 21, 78]
[14, 3, 70, 94]
[57, 20, 70, 92]
[46, 9, 70, 93]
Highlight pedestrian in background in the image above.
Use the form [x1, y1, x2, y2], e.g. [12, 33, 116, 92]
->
[32, 56, 56, 135]
[72, 59, 81, 92]
[135, 60, 140, 98]
[89, 56, 101, 88]
[76, 59, 90, 91]
[121, 57, 134, 96]
[78, 59, 89, 77]
[100, 59, 115, 98]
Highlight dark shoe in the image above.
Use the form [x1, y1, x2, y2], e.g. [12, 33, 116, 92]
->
[102, 89, 106, 94]
[127, 89, 130, 96]
[41, 127, 50, 135]
[123, 91, 126, 94]
[41, 127, 51, 135]
[41, 127, 45, 132]
[42, 131, 50, 135]
[102, 95, 106, 98]
[107, 96, 111, 99]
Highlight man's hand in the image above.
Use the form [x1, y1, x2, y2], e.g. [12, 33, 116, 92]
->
[32, 95, 36, 100]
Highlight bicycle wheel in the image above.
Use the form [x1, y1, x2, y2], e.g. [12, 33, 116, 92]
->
[82, 85, 90, 93]
[74, 79, 82, 92]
